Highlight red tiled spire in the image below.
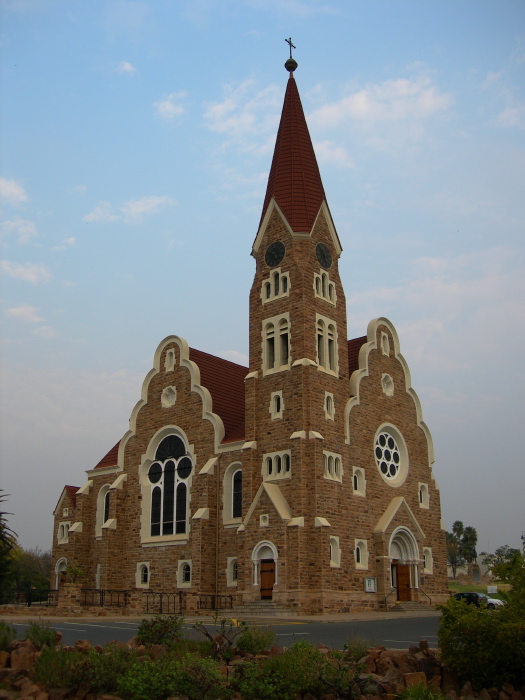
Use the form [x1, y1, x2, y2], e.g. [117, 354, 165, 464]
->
[259, 71, 326, 233]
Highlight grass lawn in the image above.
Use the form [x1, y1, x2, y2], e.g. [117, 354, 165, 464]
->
[447, 581, 511, 597]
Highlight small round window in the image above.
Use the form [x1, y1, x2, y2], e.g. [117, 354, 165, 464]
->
[374, 425, 408, 486]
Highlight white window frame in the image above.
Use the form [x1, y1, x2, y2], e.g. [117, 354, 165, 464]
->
[165, 348, 176, 372]
[57, 522, 71, 544]
[139, 428, 195, 546]
[381, 332, 390, 356]
[316, 314, 338, 376]
[313, 270, 336, 306]
[262, 312, 291, 376]
[177, 560, 192, 588]
[352, 467, 366, 497]
[135, 562, 150, 588]
[324, 392, 335, 420]
[419, 483, 430, 509]
[223, 462, 243, 527]
[423, 547, 433, 574]
[96, 484, 112, 538]
[355, 539, 369, 570]
[269, 391, 284, 420]
[330, 536, 341, 568]
[261, 267, 290, 304]
[226, 557, 238, 587]
[323, 451, 343, 483]
[262, 450, 291, 481]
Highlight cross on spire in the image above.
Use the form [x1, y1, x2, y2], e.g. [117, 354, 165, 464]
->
[285, 37, 296, 59]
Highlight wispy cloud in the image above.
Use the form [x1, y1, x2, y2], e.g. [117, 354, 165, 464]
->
[6, 304, 43, 323]
[1, 217, 38, 244]
[204, 80, 281, 154]
[1, 260, 52, 283]
[314, 140, 355, 169]
[83, 195, 176, 224]
[153, 92, 187, 120]
[0, 178, 28, 205]
[52, 237, 76, 251]
[31, 325, 55, 338]
[309, 76, 452, 129]
[116, 60, 136, 75]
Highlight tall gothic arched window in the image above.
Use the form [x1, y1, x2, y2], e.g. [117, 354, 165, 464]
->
[148, 435, 193, 536]
[232, 470, 242, 519]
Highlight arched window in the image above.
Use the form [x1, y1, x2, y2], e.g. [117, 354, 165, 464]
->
[147, 435, 193, 537]
[232, 470, 242, 519]
[227, 557, 238, 586]
[330, 536, 341, 567]
[261, 268, 290, 304]
[263, 451, 292, 481]
[182, 563, 191, 582]
[313, 271, 336, 305]
[316, 314, 338, 374]
[103, 490, 110, 524]
[178, 560, 192, 587]
[263, 314, 291, 374]
[419, 483, 429, 508]
[323, 451, 342, 483]
[355, 539, 369, 570]
[96, 484, 112, 538]
[352, 467, 366, 496]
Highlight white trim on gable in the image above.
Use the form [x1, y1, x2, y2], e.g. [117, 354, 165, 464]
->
[344, 317, 436, 474]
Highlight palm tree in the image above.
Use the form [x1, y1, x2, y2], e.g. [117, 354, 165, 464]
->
[460, 525, 478, 563]
[0, 490, 17, 550]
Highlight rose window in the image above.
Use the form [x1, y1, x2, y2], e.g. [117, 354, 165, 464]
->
[375, 432, 401, 479]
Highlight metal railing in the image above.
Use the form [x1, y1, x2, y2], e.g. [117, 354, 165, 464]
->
[144, 591, 184, 615]
[0, 588, 58, 607]
[80, 589, 130, 608]
[197, 594, 234, 611]
[384, 588, 397, 608]
[418, 587, 432, 606]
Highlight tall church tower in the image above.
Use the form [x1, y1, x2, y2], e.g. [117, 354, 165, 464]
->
[242, 55, 352, 607]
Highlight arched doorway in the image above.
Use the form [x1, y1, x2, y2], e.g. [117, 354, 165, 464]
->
[389, 528, 419, 602]
[55, 558, 67, 589]
[252, 541, 278, 600]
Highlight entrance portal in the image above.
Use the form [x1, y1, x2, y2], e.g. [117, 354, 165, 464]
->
[389, 527, 420, 602]
[260, 559, 275, 599]
[392, 562, 411, 601]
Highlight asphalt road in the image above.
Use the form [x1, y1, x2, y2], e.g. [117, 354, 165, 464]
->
[9, 616, 440, 650]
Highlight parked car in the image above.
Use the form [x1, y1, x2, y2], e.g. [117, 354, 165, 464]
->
[453, 591, 505, 609]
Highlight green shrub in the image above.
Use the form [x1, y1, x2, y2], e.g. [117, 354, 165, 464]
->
[343, 634, 372, 662]
[25, 619, 58, 650]
[115, 655, 227, 700]
[236, 624, 276, 654]
[232, 659, 293, 700]
[399, 683, 446, 700]
[233, 640, 335, 700]
[33, 646, 84, 688]
[0, 621, 17, 651]
[73, 643, 139, 693]
[438, 597, 525, 689]
[136, 614, 183, 648]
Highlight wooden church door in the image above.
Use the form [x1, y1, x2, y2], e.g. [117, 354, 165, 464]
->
[260, 559, 275, 599]
[396, 565, 411, 601]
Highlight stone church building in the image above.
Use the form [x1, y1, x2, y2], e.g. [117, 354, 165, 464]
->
[51, 58, 448, 614]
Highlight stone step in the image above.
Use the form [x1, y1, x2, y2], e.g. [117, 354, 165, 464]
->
[387, 600, 434, 612]
[227, 601, 297, 617]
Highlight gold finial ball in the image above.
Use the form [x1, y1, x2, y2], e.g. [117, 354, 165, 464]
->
[285, 58, 298, 72]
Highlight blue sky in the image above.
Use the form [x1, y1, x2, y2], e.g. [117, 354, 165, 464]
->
[1, 0, 524, 556]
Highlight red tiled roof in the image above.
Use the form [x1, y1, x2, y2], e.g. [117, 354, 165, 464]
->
[54, 484, 80, 513]
[94, 441, 120, 470]
[348, 336, 367, 377]
[65, 485, 79, 508]
[189, 347, 247, 443]
[259, 73, 326, 233]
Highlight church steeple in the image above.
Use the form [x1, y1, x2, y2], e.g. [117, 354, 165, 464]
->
[258, 60, 327, 235]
